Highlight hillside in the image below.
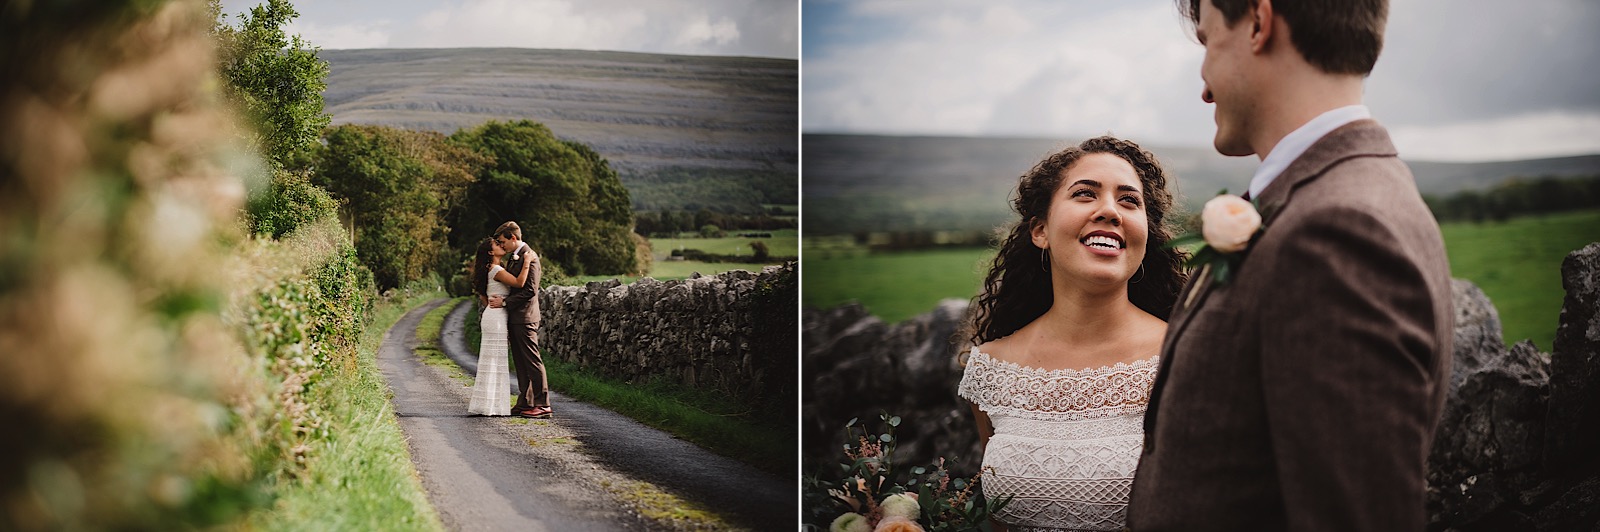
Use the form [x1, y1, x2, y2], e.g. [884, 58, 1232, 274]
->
[319, 48, 797, 213]
[803, 133, 1600, 234]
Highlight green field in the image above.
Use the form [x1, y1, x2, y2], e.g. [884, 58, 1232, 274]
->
[651, 229, 797, 258]
[805, 209, 1600, 348]
[802, 247, 992, 323]
[566, 229, 797, 285]
[1441, 209, 1600, 349]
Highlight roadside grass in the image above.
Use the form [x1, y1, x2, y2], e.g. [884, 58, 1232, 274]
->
[542, 357, 794, 476]
[1440, 209, 1600, 348]
[247, 288, 447, 532]
[803, 209, 1600, 347]
[414, 298, 471, 384]
[597, 479, 735, 531]
[454, 307, 792, 476]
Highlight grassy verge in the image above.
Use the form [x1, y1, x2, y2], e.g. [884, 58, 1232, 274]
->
[453, 308, 792, 476]
[414, 298, 471, 384]
[248, 288, 447, 531]
[543, 358, 794, 476]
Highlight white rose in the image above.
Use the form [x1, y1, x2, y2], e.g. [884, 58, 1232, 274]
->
[830, 512, 871, 532]
[880, 492, 920, 521]
[1201, 194, 1262, 253]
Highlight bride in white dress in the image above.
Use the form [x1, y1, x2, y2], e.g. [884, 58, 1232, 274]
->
[958, 137, 1188, 531]
[469, 238, 532, 416]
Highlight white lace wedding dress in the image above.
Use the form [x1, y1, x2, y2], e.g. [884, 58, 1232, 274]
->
[468, 264, 512, 416]
[957, 347, 1159, 531]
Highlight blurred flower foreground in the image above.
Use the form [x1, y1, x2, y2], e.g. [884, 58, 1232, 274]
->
[0, 1, 372, 528]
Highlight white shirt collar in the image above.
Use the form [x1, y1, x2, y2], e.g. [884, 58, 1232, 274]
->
[1247, 105, 1371, 198]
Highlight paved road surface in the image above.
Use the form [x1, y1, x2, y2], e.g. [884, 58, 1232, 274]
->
[381, 299, 793, 531]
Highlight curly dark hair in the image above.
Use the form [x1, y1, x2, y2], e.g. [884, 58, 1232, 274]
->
[968, 136, 1188, 347]
[471, 238, 494, 299]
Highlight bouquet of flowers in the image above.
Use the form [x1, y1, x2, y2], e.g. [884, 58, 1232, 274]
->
[804, 413, 1010, 532]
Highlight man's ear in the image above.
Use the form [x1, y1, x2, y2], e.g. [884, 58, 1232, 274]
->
[1251, 0, 1275, 54]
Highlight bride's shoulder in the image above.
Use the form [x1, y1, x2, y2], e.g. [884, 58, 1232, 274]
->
[970, 336, 1015, 365]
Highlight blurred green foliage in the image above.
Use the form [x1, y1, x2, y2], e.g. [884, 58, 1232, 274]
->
[1424, 175, 1600, 223]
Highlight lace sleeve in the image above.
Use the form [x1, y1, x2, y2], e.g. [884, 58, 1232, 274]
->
[956, 346, 987, 408]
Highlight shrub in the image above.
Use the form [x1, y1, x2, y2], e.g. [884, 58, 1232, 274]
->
[246, 169, 340, 238]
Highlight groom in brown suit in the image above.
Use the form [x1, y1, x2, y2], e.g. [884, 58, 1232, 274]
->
[1130, 0, 1453, 529]
[493, 221, 551, 419]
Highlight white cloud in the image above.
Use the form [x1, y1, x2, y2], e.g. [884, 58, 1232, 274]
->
[678, 15, 741, 48]
[1390, 111, 1600, 162]
[804, 2, 1209, 146]
[286, 20, 391, 49]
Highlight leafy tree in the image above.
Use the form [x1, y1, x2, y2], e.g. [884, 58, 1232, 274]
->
[210, 0, 329, 170]
[315, 124, 483, 290]
[449, 120, 636, 276]
[700, 224, 724, 238]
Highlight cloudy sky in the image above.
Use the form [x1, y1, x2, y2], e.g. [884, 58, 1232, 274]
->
[803, 0, 1600, 162]
[216, 0, 798, 59]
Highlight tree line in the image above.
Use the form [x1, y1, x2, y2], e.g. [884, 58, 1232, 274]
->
[633, 208, 796, 238]
[1424, 175, 1600, 223]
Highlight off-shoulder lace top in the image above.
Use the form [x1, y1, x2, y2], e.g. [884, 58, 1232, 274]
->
[957, 347, 1159, 532]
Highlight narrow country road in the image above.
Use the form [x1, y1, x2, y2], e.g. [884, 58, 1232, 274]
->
[380, 298, 792, 531]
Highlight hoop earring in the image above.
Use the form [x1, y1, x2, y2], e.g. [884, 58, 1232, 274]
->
[1130, 263, 1146, 284]
[1040, 247, 1050, 273]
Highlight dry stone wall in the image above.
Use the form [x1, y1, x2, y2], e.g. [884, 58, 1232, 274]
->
[803, 244, 1600, 530]
[538, 262, 796, 409]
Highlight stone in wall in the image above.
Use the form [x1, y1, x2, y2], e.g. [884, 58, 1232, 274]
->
[539, 262, 795, 409]
[802, 299, 979, 477]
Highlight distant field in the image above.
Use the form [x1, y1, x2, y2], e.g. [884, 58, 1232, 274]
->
[652, 229, 798, 258]
[802, 247, 992, 323]
[565, 230, 796, 285]
[1441, 209, 1600, 349]
[806, 209, 1600, 348]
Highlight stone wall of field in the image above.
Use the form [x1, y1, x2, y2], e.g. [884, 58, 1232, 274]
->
[538, 262, 796, 408]
[803, 244, 1600, 530]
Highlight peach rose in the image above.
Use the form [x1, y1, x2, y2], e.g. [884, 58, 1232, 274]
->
[1201, 194, 1262, 253]
[873, 516, 926, 532]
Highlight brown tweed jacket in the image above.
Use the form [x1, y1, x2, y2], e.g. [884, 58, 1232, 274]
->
[1128, 120, 1454, 531]
[503, 247, 542, 326]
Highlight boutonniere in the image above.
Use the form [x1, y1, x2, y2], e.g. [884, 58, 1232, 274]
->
[1167, 191, 1270, 285]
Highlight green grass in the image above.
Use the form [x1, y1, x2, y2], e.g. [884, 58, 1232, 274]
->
[544, 358, 793, 476]
[1440, 209, 1600, 349]
[415, 298, 471, 383]
[565, 230, 795, 285]
[805, 209, 1600, 347]
[802, 247, 992, 323]
[570, 260, 780, 285]
[651, 228, 798, 258]
[247, 289, 446, 531]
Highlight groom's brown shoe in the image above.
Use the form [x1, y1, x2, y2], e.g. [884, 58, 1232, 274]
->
[515, 407, 552, 419]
